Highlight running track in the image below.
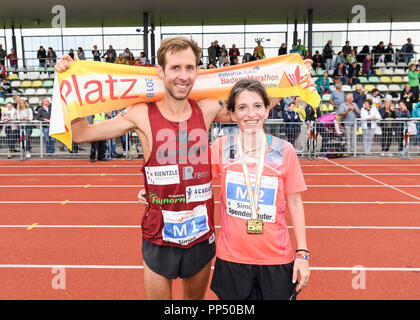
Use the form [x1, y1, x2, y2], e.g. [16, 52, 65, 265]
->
[0, 158, 419, 300]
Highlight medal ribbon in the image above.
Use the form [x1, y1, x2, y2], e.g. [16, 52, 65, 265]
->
[236, 132, 267, 220]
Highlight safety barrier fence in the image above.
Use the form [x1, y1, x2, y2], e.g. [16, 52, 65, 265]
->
[1, 119, 419, 160]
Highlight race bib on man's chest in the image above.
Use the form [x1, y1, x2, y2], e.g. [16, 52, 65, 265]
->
[225, 170, 278, 223]
[161, 205, 210, 246]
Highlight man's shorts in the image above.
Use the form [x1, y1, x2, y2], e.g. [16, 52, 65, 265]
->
[142, 236, 216, 279]
[210, 258, 299, 300]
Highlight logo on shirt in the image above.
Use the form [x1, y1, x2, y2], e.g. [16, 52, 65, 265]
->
[182, 166, 210, 181]
[149, 193, 186, 205]
[186, 182, 213, 203]
[144, 165, 180, 185]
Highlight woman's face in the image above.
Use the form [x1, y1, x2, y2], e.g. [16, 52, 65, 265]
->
[363, 102, 371, 110]
[19, 101, 26, 109]
[288, 104, 295, 112]
[229, 90, 268, 132]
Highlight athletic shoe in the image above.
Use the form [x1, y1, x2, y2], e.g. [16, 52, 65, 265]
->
[380, 153, 385, 156]
[7, 152, 12, 159]
[26, 152, 31, 159]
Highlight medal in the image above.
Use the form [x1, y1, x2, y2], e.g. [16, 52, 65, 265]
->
[236, 132, 267, 235]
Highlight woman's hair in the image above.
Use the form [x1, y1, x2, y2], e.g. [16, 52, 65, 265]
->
[363, 98, 373, 106]
[226, 79, 270, 112]
[355, 83, 363, 91]
[18, 99, 28, 111]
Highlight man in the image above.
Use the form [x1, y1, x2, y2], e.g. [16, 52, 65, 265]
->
[55, 37, 312, 300]
[207, 42, 217, 66]
[92, 45, 101, 62]
[296, 39, 306, 56]
[322, 40, 334, 72]
[342, 41, 352, 56]
[330, 82, 345, 110]
[401, 38, 414, 65]
[0, 44, 6, 66]
[228, 44, 240, 65]
[87, 112, 107, 162]
[7, 48, 17, 69]
[337, 93, 361, 154]
[36, 97, 55, 155]
[384, 43, 394, 64]
[37, 46, 47, 68]
[0, 78, 12, 98]
[102, 45, 117, 62]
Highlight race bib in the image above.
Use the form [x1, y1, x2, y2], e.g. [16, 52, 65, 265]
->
[161, 205, 210, 245]
[225, 170, 278, 223]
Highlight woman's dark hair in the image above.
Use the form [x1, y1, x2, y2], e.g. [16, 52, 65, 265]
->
[363, 98, 372, 106]
[226, 79, 270, 112]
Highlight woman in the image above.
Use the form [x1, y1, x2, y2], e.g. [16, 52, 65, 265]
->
[114, 53, 126, 65]
[401, 84, 414, 112]
[210, 79, 309, 300]
[278, 43, 287, 56]
[333, 63, 348, 85]
[283, 102, 302, 147]
[360, 99, 381, 154]
[362, 54, 376, 79]
[127, 52, 136, 65]
[1, 102, 18, 158]
[346, 50, 357, 66]
[335, 51, 346, 68]
[92, 45, 101, 62]
[379, 100, 397, 155]
[315, 71, 330, 95]
[77, 47, 85, 60]
[18, 99, 33, 158]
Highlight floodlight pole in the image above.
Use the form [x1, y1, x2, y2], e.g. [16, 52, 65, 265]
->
[143, 12, 149, 60]
[308, 9, 313, 54]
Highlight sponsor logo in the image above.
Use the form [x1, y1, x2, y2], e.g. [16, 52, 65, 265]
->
[182, 166, 210, 181]
[149, 193, 186, 205]
[144, 165, 180, 185]
[186, 182, 213, 203]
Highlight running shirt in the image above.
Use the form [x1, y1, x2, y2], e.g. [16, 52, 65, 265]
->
[211, 133, 307, 265]
[141, 100, 215, 248]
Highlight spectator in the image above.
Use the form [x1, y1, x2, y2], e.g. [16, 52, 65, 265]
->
[401, 84, 414, 112]
[312, 50, 324, 70]
[102, 45, 117, 62]
[362, 54, 376, 79]
[139, 52, 148, 65]
[47, 47, 57, 67]
[214, 41, 222, 59]
[338, 93, 361, 154]
[1, 102, 18, 158]
[0, 44, 6, 66]
[37, 46, 47, 68]
[384, 43, 394, 64]
[369, 88, 383, 108]
[220, 44, 227, 57]
[353, 83, 368, 110]
[333, 63, 348, 85]
[36, 97, 55, 156]
[330, 82, 345, 109]
[68, 49, 75, 60]
[122, 48, 131, 59]
[283, 102, 301, 146]
[416, 59, 420, 71]
[408, 63, 420, 103]
[92, 45, 101, 62]
[348, 61, 361, 85]
[0, 78, 12, 98]
[278, 43, 287, 56]
[229, 44, 240, 65]
[342, 41, 352, 56]
[254, 40, 265, 59]
[13, 95, 20, 109]
[231, 57, 239, 66]
[105, 52, 114, 63]
[268, 99, 285, 119]
[346, 50, 357, 66]
[77, 47, 86, 60]
[0, 62, 6, 80]
[322, 40, 334, 72]
[289, 44, 298, 54]
[373, 41, 385, 64]
[296, 39, 306, 56]
[303, 51, 312, 61]
[401, 38, 414, 65]
[115, 53, 126, 65]
[334, 51, 346, 68]
[127, 52, 136, 65]
[395, 49, 404, 64]
[360, 98, 382, 154]
[218, 51, 229, 68]
[7, 48, 17, 69]
[412, 102, 420, 150]
[87, 112, 107, 162]
[357, 45, 370, 63]
[293, 96, 306, 121]
[379, 100, 397, 155]
[18, 99, 33, 158]
[395, 100, 411, 154]
[315, 71, 330, 95]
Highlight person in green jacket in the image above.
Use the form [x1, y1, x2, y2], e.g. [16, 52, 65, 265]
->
[408, 63, 420, 103]
[315, 72, 330, 95]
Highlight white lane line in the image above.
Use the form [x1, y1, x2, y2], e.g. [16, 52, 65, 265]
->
[0, 201, 419, 204]
[0, 225, 419, 230]
[327, 159, 420, 201]
[0, 264, 418, 272]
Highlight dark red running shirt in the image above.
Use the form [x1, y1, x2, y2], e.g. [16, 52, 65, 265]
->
[141, 99, 215, 248]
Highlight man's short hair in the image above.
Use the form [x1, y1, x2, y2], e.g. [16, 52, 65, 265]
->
[157, 37, 202, 70]
[335, 82, 342, 88]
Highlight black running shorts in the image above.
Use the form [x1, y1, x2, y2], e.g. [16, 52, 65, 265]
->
[142, 236, 216, 279]
[210, 258, 299, 300]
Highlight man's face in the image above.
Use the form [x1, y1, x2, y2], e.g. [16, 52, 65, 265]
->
[157, 48, 198, 101]
[43, 98, 50, 106]
[346, 94, 353, 103]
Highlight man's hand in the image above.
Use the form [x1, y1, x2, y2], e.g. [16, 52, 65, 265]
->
[54, 52, 79, 73]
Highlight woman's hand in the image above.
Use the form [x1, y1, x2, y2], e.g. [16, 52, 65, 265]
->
[137, 189, 148, 206]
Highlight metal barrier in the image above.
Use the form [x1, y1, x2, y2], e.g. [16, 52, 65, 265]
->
[1, 119, 419, 160]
